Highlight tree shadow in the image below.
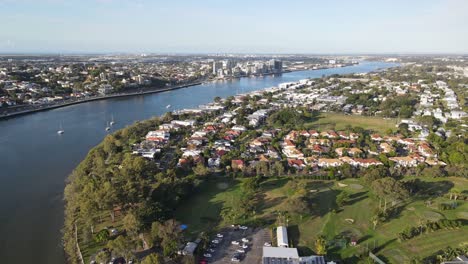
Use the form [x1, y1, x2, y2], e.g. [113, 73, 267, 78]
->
[256, 196, 285, 215]
[347, 191, 368, 206]
[405, 179, 454, 197]
[373, 238, 397, 253]
[288, 225, 300, 247]
[261, 178, 289, 192]
[309, 188, 340, 218]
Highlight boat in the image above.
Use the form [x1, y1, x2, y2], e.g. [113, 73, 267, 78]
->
[166, 104, 171, 109]
[110, 115, 115, 126]
[105, 122, 111, 131]
[57, 123, 64, 134]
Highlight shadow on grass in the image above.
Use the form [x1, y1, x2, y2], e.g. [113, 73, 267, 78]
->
[309, 188, 340, 218]
[261, 177, 289, 192]
[405, 179, 454, 197]
[347, 191, 368, 206]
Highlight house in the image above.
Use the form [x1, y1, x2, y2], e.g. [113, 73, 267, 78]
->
[338, 131, 349, 139]
[354, 158, 383, 168]
[371, 134, 383, 142]
[309, 130, 319, 138]
[318, 158, 343, 168]
[379, 142, 394, 154]
[389, 156, 418, 167]
[231, 160, 245, 170]
[171, 119, 197, 127]
[146, 130, 170, 142]
[418, 143, 435, 158]
[288, 159, 306, 170]
[321, 130, 338, 139]
[98, 84, 114, 95]
[232, 125, 247, 132]
[335, 147, 362, 157]
[309, 138, 330, 146]
[208, 157, 220, 168]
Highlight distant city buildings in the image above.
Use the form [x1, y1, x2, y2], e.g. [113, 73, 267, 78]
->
[211, 59, 283, 78]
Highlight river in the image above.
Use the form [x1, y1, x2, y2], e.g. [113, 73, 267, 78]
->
[0, 61, 397, 263]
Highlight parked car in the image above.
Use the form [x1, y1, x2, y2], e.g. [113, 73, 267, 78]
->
[231, 253, 242, 262]
[231, 240, 240, 245]
[264, 242, 272, 247]
[216, 233, 224, 238]
[208, 248, 215, 253]
[236, 249, 245, 253]
[212, 239, 220, 244]
[241, 244, 248, 249]
[203, 253, 212, 258]
[241, 238, 249, 243]
[239, 226, 248, 230]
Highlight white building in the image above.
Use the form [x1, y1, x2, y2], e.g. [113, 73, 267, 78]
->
[277, 226, 289, 248]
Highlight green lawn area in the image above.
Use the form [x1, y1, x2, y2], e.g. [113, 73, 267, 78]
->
[305, 112, 397, 133]
[174, 177, 242, 239]
[172, 176, 467, 263]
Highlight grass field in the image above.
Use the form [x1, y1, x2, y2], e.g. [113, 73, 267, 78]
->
[305, 113, 397, 133]
[174, 176, 467, 263]
[174, 178, 242, 239]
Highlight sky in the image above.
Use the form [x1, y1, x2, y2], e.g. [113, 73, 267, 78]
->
[0, 0, 467, 54]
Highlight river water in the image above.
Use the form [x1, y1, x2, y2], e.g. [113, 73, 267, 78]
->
[0, 61, 396, 263]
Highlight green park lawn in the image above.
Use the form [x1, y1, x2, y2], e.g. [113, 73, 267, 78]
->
[305, 112, 397, 134]
[174, 178, 242, 239]
[174, 176, 467, 263]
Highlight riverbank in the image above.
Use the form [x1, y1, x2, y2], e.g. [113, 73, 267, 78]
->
[0, 63, 361, 121]
[0, 82, 204, 120]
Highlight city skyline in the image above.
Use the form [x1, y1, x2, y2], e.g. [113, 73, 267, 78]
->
[1, 0, 468, 54]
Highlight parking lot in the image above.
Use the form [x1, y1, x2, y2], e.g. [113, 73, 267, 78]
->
[203, 227, 271, 264]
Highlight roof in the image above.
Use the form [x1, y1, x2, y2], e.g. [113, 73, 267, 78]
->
[276, 226, 289, 247]
[263, 246, 299, 259]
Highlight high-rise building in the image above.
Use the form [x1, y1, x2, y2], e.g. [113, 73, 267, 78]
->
[268, 59, 283, 73]
[212, 61, 223, 75]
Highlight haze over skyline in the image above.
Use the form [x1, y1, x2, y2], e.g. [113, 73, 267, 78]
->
[1, 0, 467, 54]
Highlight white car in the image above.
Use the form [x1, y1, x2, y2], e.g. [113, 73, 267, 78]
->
[236, 249, 245, 253]
[241, 238, 249, 243]
[231, 257, 240, 262]
[241, 244, 248, 249]
[231, 240, 240, 245]
[264, 242, 272, 247]
[208, 248, 215, 253]
[216, 233, 224, 238]
[212, 239, 220, 244]
[203, 253, 212, 258]
[239, 226, 248, 230]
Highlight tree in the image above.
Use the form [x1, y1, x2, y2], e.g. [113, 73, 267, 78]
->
[336, 191, 349, 208]
[123, 212, 141, 238]
[141, 253, 163, 264]
[371, 214, 379, 230]
[107, 235, 135, 261]
[193, 162, 209, 177]
[157, 219, 183, 257]
[274, 161, 285, 177]
[314, 235, 327, 255]
[371, 177, 409, 212]
[95, 250, 111, 264]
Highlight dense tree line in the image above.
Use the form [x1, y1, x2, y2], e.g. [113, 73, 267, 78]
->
[63, 117, 198, 263]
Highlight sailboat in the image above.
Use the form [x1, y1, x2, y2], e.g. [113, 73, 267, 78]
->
[57, 123, 64, 134]
[105, 122, 111, 131]
[110, 115, 115, 126]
